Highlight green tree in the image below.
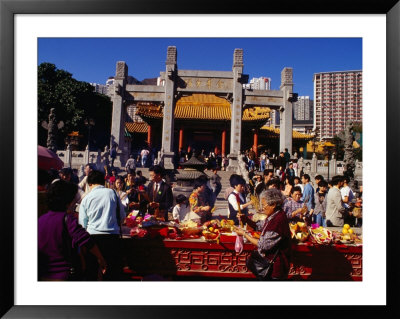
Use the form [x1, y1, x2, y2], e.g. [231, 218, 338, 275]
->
[38, 63, 112, 150]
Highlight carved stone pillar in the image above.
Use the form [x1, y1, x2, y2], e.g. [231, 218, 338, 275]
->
[311, 152, 318, 174]
[65, 144, 72, 168]
[330, 153, 337, 177]
[84, 145, 89, 164]
[161, 46, 177, 169]
[110, 61, 128, 167]
[228, 49, 244, 171]
[279, 67, 294, 154]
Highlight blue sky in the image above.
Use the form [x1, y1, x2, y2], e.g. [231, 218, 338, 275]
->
[38, 38, 362, 98]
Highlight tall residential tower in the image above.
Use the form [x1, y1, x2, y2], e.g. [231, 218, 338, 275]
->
[313, 70, 362, 140]
[293, 96, 313, 120]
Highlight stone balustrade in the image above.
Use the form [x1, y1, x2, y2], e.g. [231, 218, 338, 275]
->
[56, 148, 362, 184]
[295, 156, 362, 182]
[56, 145, 114, 172]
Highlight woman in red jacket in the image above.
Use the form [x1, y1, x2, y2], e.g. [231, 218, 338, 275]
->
[234, 188, 292, 280]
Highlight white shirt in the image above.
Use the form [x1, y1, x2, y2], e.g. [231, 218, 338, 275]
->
[141, 149, 149, 157]
[341, 185, 354, 208]
[172, 204, 190, 221]
[227, 190, 247, 211]
[78, 175, 91, 194]
[153, 182, 161, 193]
[116, 190, 129, 208]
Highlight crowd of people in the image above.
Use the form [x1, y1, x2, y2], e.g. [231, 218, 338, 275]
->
[38, 148, 362, 281]
[38, 164, 173, 281]
[245, 167, 362, 228]
[172, 146, 303, 175]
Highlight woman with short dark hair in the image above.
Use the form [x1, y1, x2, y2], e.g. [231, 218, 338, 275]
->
[38, 180, 106, 281]
[114, 176, 129, 210]
[283, 186, 308, 222]
[234, 188, 291, 280]
[188, 178, 212, 223]
[227, 174, 253, 225]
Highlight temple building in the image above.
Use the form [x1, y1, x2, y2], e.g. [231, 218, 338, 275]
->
[124, 93, 312, 158]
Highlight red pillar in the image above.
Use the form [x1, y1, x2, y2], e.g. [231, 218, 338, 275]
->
[147, 125, 152, 147]
[221, 130, 226, 157]
[179, 128, 184, 150]
[253, 130, 258, 157]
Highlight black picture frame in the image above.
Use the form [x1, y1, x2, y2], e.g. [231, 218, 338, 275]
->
[1, 0, 399, 317]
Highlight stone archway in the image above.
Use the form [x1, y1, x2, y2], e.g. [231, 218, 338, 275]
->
[110, 46, 297, 169]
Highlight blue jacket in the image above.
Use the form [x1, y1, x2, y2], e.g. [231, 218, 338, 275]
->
[301, 183, 315, 211]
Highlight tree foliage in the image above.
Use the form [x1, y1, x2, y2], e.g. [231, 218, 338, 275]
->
[38, 63, 112, 150]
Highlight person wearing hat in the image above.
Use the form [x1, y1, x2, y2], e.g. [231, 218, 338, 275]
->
[227, 174, 254, 225]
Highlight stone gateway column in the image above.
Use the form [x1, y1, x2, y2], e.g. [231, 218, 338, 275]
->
[110, 61, 128, 167]
[161, 46, 177, 169]
[279, 67, 294, 154]
[228, 49, 244, 170]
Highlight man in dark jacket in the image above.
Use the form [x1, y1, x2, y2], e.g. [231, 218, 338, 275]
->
[276, 152, 286, 169]
[283, 148, 291, 168]
[144, 165, 173, 221]
[285, 162, 296, 183]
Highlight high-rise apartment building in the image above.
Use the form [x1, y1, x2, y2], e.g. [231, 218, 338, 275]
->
[90, 83, 108, 95]
[293, 96, 313, 120]
[313, 70, 362, 140]
[244, 77, 271, 90]
[90, 77, 115, 96]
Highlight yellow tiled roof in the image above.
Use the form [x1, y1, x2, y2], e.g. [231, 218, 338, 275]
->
[125, 122, 149, 133]
[136, 94, 270, 121]
[261, 126, 313, 140]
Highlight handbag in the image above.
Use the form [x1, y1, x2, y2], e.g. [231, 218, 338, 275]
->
[246, 249, 280, 280]
[63, 214, 83, 281]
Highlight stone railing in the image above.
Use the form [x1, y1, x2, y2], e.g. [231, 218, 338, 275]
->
[56, 145, 121, 172]
[295, 154, 362, 181]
